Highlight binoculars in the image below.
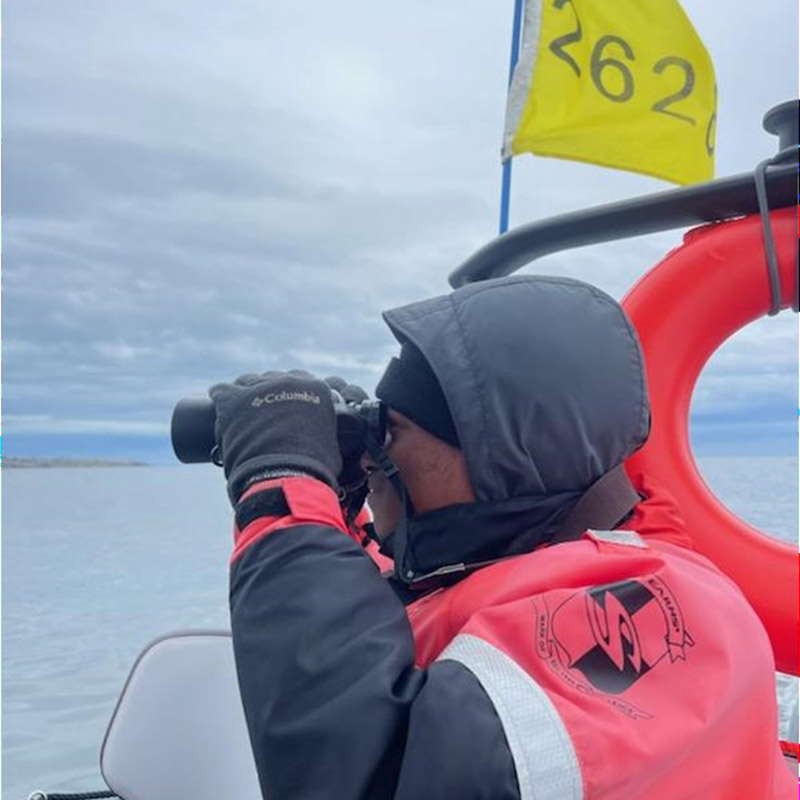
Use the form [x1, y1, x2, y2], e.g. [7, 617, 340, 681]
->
[171, 394, 387, 465]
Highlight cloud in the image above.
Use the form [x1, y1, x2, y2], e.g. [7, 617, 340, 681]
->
[3, 128, 296, 222]
[3, 0, 797, 459]
[5, 415, 167, 436]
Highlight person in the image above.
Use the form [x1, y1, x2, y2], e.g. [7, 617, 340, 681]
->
[209, 275, 793, 800]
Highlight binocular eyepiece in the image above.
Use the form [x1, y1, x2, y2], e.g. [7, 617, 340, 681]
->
[170, 394, 386, 465]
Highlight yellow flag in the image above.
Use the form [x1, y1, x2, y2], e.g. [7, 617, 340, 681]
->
[503, 0, 716, 184]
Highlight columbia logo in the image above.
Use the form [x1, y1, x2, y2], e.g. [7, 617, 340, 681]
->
[251, 391, 321, 407]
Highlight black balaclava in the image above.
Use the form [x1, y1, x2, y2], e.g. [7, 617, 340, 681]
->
[375, 341, 459, 448]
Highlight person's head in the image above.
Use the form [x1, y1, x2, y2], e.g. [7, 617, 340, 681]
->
[366, 275, 650, 542]
[361, 409, 473, 538]
[363, 341, 474, 537]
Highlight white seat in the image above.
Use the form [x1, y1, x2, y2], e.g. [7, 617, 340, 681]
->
[101, 630, 262, 800]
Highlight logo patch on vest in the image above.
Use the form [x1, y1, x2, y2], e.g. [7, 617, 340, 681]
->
[534, 577, 694, 715]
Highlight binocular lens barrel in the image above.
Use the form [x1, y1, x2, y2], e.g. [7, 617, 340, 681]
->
[171, 397, 217, 463]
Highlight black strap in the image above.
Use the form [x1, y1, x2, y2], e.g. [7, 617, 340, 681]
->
[753, 144, 800, 316]
[235, 487, 290, 530]
[554, 464, 641, 540]
[362, 432, 412, 574]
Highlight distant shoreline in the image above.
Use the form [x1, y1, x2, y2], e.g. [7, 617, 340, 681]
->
[3, 457, 148, 469]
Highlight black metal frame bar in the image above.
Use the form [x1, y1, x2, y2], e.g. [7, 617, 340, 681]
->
[449, 161, 798, 288]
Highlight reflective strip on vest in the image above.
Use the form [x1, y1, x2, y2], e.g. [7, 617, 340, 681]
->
[587, 528, 647, 548]
[437, 634, 584, 800]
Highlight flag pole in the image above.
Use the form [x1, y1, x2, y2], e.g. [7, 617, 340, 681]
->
[499, 0, 525, 235]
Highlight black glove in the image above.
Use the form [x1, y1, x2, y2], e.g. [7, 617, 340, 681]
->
[323, 376, 370, 521]
[209, 370, 342, 505]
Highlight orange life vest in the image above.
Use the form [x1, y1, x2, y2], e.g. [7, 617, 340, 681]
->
[405, 479, 794, 800]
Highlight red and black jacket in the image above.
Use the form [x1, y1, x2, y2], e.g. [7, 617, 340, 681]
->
[229, 474, 793, 800]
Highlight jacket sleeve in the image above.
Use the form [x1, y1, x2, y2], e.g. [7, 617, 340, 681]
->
[228, 477, 520, 800]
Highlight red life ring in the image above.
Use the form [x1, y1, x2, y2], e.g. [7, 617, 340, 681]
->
[622, 207, 798, 676]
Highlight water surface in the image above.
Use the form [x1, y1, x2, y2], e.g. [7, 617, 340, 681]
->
[3, 459, 797, 798]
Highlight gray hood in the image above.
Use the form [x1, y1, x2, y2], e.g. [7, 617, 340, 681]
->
[382, 275, 649, 505]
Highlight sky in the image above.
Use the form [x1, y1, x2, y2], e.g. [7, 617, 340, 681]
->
[3, 0, 798, 464]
